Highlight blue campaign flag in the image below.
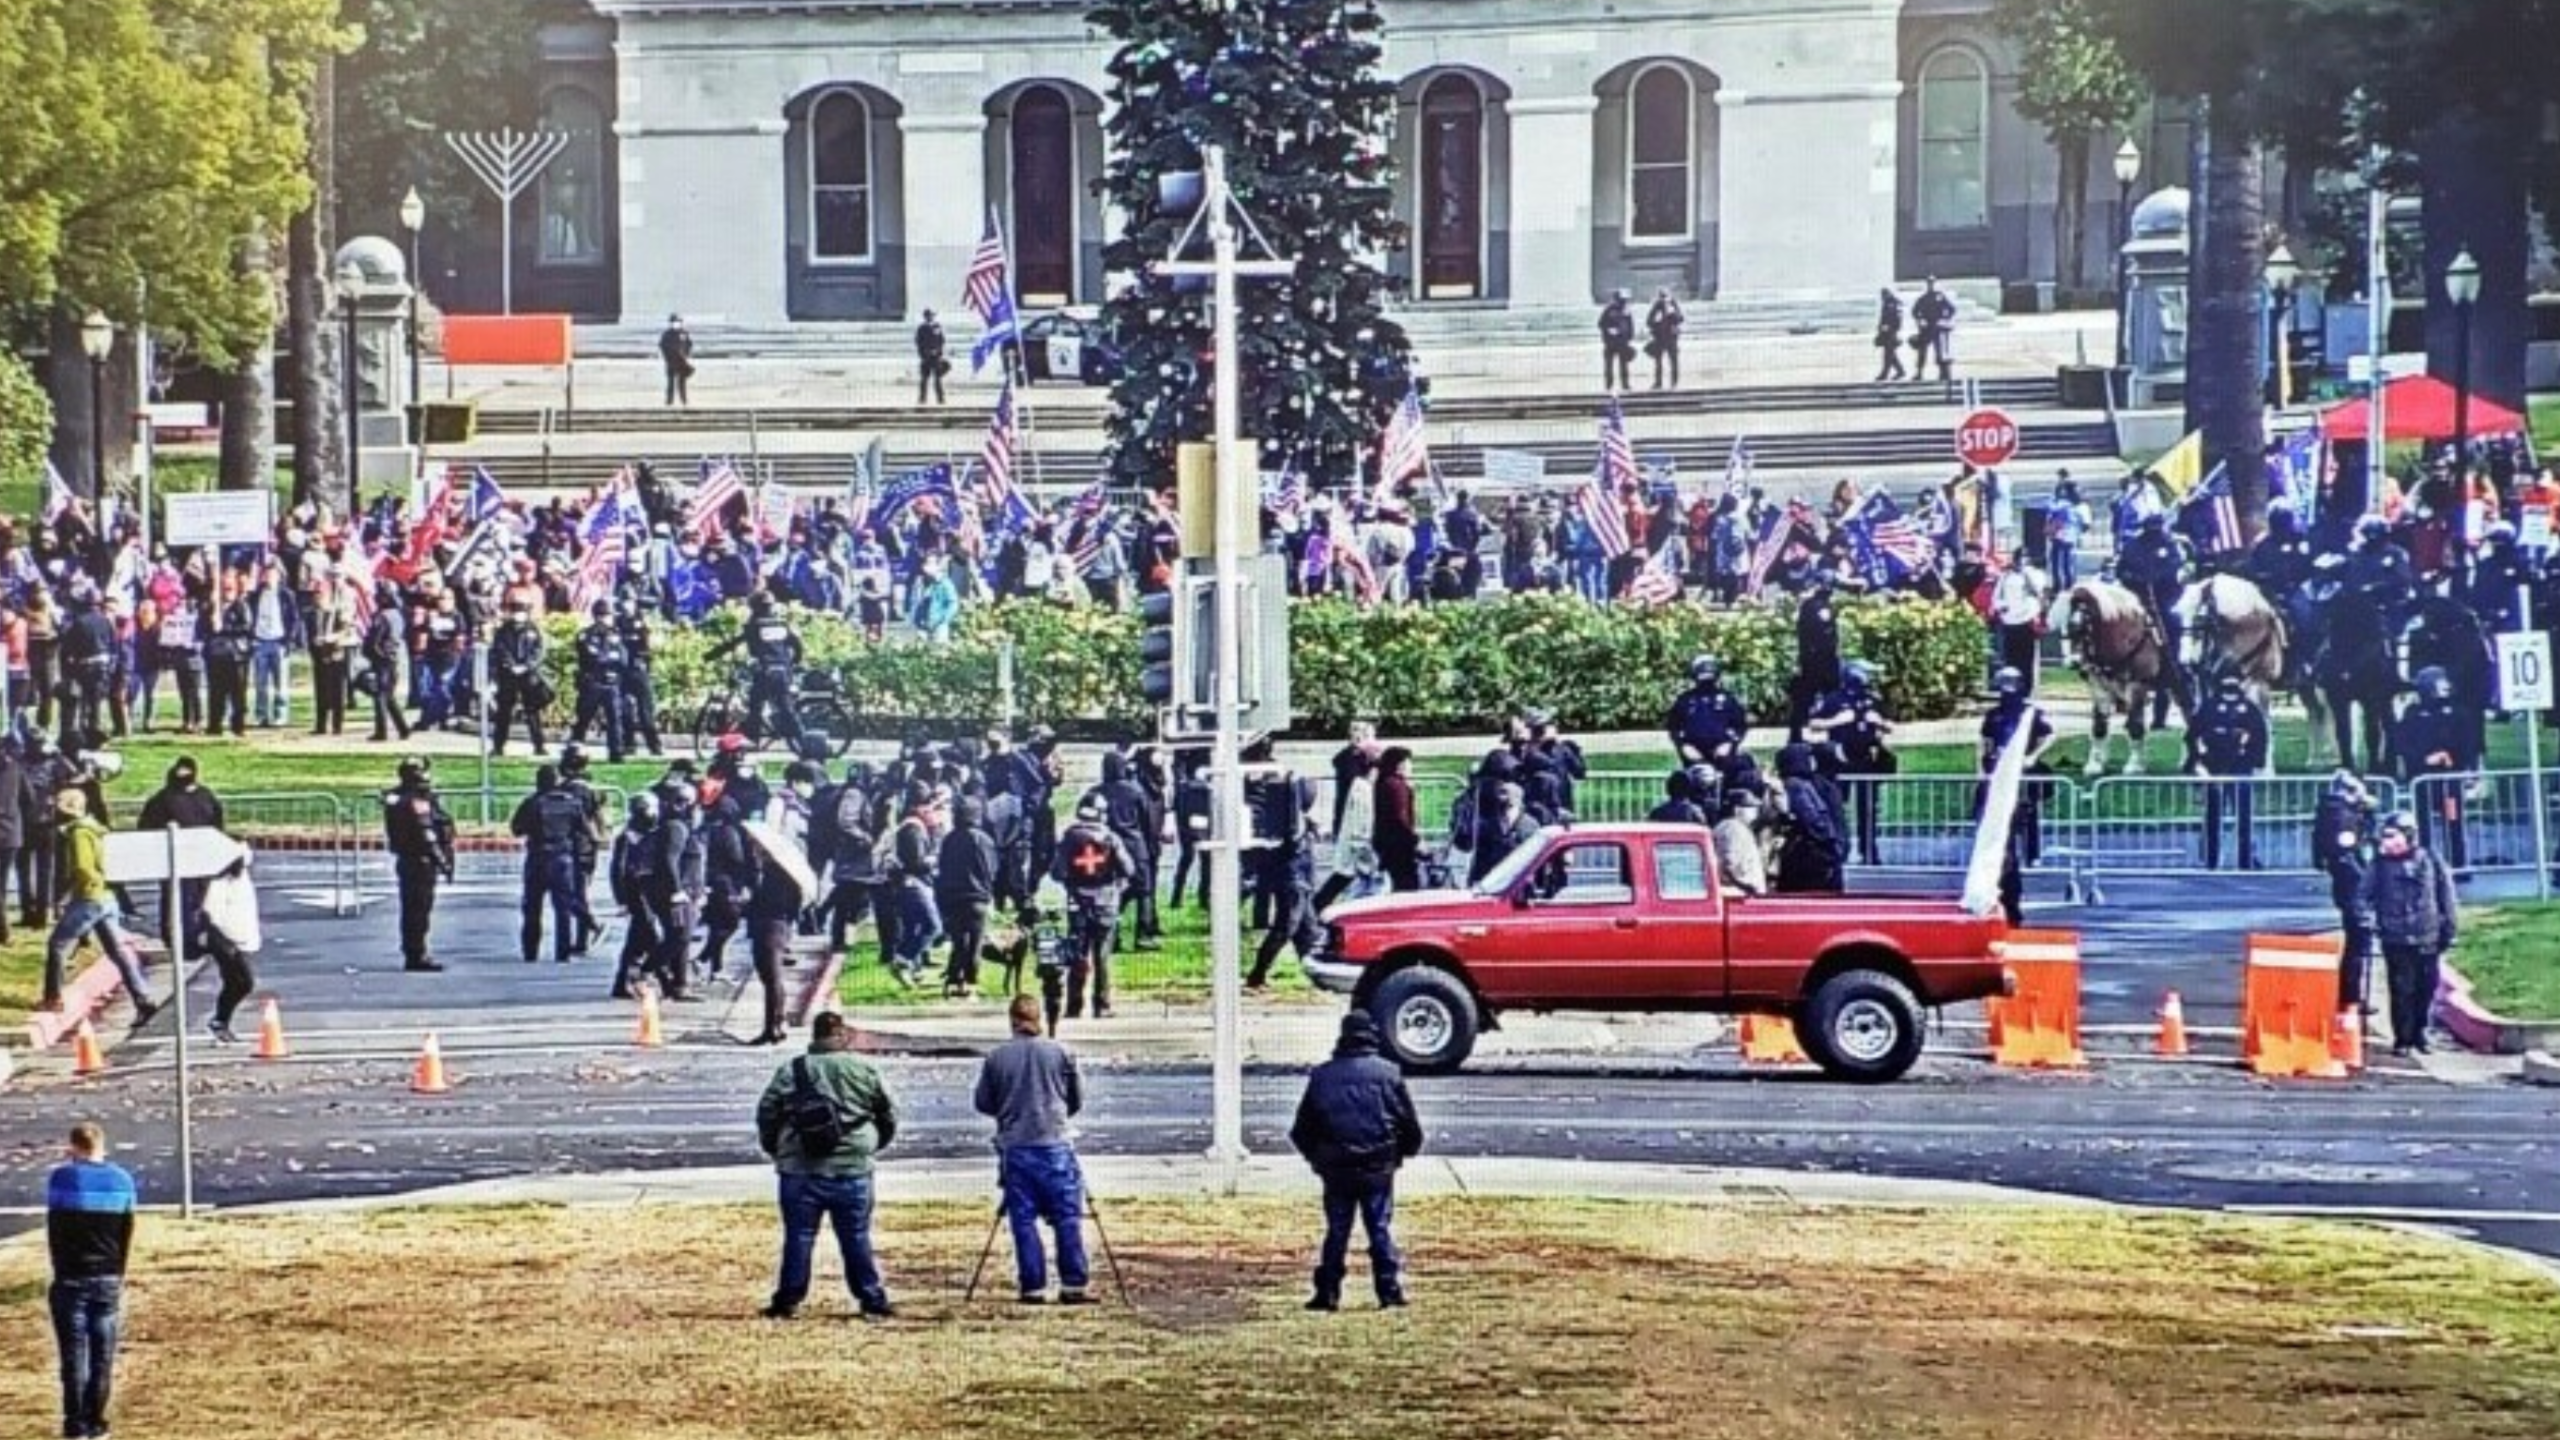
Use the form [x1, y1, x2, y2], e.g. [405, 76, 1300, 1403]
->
[876, 463, 959, 528]
[466, 466, 509, 526]
[970, 291, 1019, 375]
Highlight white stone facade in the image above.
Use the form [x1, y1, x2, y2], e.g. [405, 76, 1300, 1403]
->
[551, 0, 2169, 326]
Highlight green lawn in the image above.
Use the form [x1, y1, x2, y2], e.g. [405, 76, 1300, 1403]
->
[2533, 395, 2560, 459]
[837, 888, 1315, 1008]
[2455, 901, 2560, 1019]
[91, 734, 673, 828]
[0, 932, 48, 1033]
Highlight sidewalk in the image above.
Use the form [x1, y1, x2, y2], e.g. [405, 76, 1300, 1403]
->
[256, 1152, 2099, 1216]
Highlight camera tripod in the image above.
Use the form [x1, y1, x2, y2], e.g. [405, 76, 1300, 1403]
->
[963, 1182, 1132, 1307]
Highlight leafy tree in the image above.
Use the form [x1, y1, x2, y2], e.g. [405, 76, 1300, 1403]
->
[1994, 0, 2145, 292]
[1089, 0, 1414, 492]
[0, 350, 53, 499]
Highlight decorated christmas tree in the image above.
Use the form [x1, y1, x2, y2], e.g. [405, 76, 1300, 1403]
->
[1089, 0, 1414, 493]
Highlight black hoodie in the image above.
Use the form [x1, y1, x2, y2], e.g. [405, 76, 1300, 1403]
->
[1289, 1016, 1424, 1180]
[935, 797, 998, 907]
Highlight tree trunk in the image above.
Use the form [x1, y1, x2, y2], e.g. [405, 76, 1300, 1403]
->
[2186, 97, 2268, 540]
[289, 51, 346, 513]
[218, 232, 275, 496]
[45, 307, 138, 504]
[2057, 132, 2092, 293]
[2419, 107, 2530, 417]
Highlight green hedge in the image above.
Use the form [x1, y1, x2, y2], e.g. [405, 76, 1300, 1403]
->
[543, 592, 1986, 739]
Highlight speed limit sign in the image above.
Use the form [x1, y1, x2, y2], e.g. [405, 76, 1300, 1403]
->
[2498, 632, 2553, 710]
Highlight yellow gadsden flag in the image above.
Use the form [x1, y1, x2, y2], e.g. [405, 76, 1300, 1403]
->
[2149, 430, 2206, 503]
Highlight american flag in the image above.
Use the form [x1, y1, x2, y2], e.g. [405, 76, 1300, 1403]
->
[1576, 465, 1632, 559]
[41, 459, 74, 523]
[1068, 477, 1108, 523]
[1375, 387, 1430, 500]
[1333, 515, 1380, 602]
[573, 486, 629, 613]
[339, 540, 380, 629]
[1747, 500, 1817, 595]
[1722, 437, 1755, 498]
[1265, 461, 1308, 524]
[1622, 543, 1683, 607]
[404, 463, 458, 565]
[1846, 492, 1936, 586]
[1598, 398, 1640, 495]
[2178, 462, 2246, 555]
[1069, 512, 1110, 573]
[964, 211, 1019, 374]
[688, 458, 746, 539]
[978, 386, 1035, 533]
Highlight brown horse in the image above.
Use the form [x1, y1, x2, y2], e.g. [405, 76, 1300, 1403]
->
[2065, 578, 2176, 775]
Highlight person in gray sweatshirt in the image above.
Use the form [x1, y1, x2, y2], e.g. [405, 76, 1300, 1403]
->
[974, 994, 1091, 1304]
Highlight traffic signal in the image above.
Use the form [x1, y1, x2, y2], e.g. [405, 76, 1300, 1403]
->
[1139, 567, 1213, 715]
[1139, 587, 1182, 708]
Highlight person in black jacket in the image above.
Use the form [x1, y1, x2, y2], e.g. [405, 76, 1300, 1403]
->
[488, 600, 550, 758]
[509, 765, 587, 967]
[569, 601, 630, 762]
[743, 820, 806, 1047]
[1092, 750, 1160, 952]
[659, 314, 695, 407]
[1788, 582, 1844, 739]
[694, 791, 754, 982]
[361, 585, 412, 741]
[1772, 743, 1847, 894]
[915, 310, 948, 406]
[936, 795, 998, 998]
[206, 573, 254, 737]
[2314, 770, 2378, 1016]
[382, 756, 454, 973]
[1645, 288, 1685, 390]
[1597, 289, 1636, 392]
[56, 589, 116, 752]
[0, 733, 34, 943]
[1289, 1012, 1422, 1311]
[1168, 749, 1211, 909]
[17, 731, 71, 931]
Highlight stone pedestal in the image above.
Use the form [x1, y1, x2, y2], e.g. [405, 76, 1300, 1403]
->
[1506, 97, 1599, 306]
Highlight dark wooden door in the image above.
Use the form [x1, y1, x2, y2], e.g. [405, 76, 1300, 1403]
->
[1419, 76, 1483, 298]
[1011, 87, 1076, 306]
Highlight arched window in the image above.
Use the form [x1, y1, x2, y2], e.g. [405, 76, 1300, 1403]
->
[1917, 48, 1988, 231]
[1627, 65, 1693, 243]
[537, 88, 605, 265]
[809, 89, 874, 264]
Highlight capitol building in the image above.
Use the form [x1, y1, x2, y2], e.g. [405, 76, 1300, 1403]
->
[497, 0, 2184, 326]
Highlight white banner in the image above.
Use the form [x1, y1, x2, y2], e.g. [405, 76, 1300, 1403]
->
[1480, 449, 1546, 486]
[163, 491, 274, 548]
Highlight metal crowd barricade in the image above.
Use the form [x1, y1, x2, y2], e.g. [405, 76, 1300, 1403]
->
[195, 792, 362, 915]
[2081, 774, 2404, 899]
[2411, 769, 2552, 880]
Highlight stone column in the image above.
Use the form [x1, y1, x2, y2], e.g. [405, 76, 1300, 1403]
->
[1505, 96, 1598, 307]
[900, 112, 989, 325]
[615, 119, 791, 325]
[1715, 83, 1902, 297]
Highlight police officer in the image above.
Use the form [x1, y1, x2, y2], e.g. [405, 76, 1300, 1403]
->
[1598, 289, 1636, 391]
[382, 757, 455, 973]
[695, 786, 754, 982]
[488, 598, 550, 758]
[1807, 660, 1897, 866]
[2116, 512, 2189, 728]
[2314, 770, 2379, 1016]
[2246, 502, 2316, 607]
[2344, 515, 2415, 620]
[713, 592, 805, 748]
[1666, 654, 1750, 770]
[649, 778, 706, 998]
[2465, 522, 2531, 635]
[1049, 794, 1136, 1025]
[1789, 582, 1844, 737]
[609, 792, 667, 1000]
[510, 764, 587, 965]
[570, 601, 631, 762]
[2188, 672, 2270, 871]
[2393, 666, 2478, 869]
[558, 745, 606, 954]
[614, 590, 664, 757]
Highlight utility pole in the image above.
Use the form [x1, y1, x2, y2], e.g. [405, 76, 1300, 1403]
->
[1156, 146, 1294, 1170]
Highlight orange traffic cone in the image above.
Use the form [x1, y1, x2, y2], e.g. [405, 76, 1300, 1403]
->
[71, 1020, 106, 1076]
[2330, 1008, 2365, 1072]
[635, 988, 665, 1049]
[1739, 1014, 1809, 1065]
[253, 999, 291, 1061]
[410, 1033, 452, 1094]
[2154, 991, 2190, 1058]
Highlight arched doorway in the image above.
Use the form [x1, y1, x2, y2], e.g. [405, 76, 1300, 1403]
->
[1418, 75, 1485, 299]
[1010, 85, 1077, 306]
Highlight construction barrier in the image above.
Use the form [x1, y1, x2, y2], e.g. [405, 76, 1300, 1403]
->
[1986, 929, 2086, 1069]
[1737, 1013, 1809, 1065]
[2242, 933, 2348, 1080]
[441, 314, 575, 368]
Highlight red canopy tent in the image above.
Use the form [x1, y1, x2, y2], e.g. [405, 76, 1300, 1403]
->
[2317, 373, 2525, 443]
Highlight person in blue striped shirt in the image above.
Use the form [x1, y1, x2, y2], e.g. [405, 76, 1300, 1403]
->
[47, 1122, 134, 1439]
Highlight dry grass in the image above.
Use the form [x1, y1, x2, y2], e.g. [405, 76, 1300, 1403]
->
[2, 1198, 2557, 1439]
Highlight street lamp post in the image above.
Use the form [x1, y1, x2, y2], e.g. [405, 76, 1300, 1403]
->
[336, 259, 366, 500]
[2265, 243, 2300, 408]
[79, 311, 114, 503]
[2113, 138, 2141, 371]
[2446, 246, 2481, 576]
[400, 187, 426, 421]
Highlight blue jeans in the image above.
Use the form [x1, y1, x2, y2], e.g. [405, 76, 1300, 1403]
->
[1315, 1172, 1403, 1303]
[2046, 540, 2077, 592]
[999, 1145, 1090, 1296]
[1571, 556, 1606, 603]
[892, 882, 940, 972]
[50, 1275, 122, 1437]
[44, 900, 150, 1009]
[417, 656, 459, 727]
[252, 639, 287, 724]
[773, 1172, 890, 1314]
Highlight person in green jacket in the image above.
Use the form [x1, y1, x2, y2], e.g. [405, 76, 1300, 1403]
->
[754, 1011, 898, 1320]
[40, 791, 157, 1024]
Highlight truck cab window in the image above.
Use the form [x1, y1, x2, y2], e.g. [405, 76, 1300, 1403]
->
[1653, 842, 1712, 901]
[1531, 843, 1635, 905]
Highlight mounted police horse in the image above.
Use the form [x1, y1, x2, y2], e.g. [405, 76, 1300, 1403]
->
[2292, 578, 2398, 774]
[2176, 573, 2289, 739]
[2064, 578, 2178, 775]
[2404, 592, 2494, 767]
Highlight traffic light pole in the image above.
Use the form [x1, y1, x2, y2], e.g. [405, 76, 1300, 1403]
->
[1160, 146, 1294, 1172]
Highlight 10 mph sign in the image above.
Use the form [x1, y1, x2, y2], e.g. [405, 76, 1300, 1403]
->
[2498, 632, 2553, 710]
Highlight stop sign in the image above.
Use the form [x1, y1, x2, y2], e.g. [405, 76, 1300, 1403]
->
[1955, 409, 2021, 470]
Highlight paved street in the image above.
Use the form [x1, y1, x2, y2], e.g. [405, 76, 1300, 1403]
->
[0, 849, 2551, 1265]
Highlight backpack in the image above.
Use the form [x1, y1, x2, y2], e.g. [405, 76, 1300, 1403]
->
[785, 1058, 850, 1157]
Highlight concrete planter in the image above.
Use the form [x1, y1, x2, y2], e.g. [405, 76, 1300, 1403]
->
[2435, 960, 2560, 1055]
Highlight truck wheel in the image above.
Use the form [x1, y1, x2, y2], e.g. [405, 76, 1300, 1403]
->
[1369, 968, 1478, 1074]
[1805, 970, 1925, 1084]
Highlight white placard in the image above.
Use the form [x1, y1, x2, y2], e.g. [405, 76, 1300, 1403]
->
[2498, 631, 2553, 711]
[163, 491, 273, 548]
[1480, 449, 1546, 486]
[2523, 505, 2552, 553]
[1047, 333, 1083, 379]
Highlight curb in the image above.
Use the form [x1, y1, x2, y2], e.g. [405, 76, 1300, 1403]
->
[23, 938, 175, 1052]
[2522, 1050, 2560, 1087]
[2435, 962, 2560, 1056]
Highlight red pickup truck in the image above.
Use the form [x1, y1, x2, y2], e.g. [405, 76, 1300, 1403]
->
[1304, 823, 2012, 1083]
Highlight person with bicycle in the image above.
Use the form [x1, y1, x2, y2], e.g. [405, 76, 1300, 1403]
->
[570, 600, 632, 762]
[709, 592, 805, 749]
